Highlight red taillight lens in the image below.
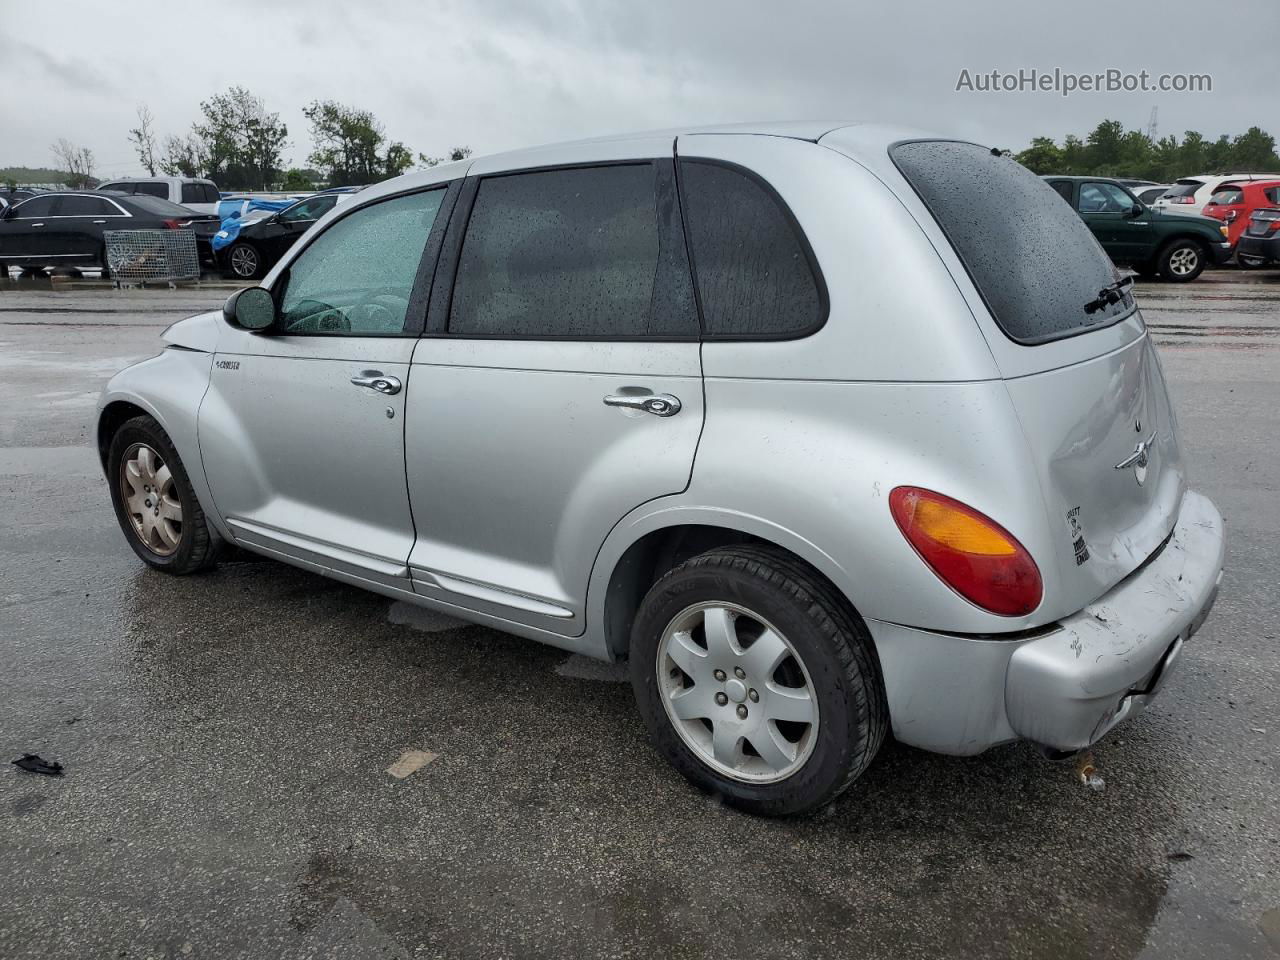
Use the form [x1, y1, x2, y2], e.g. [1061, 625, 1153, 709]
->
[162, 218, 184, 229]
[1270, 220, 1280, 233]
[1170, 196, 1194, 204]
[889, 486, 1043, 617]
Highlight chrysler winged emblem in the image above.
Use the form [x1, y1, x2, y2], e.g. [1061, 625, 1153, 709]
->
[1115, 430, 1157, 485]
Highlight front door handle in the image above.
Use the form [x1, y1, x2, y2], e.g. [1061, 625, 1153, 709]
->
[350, 370, 402, 395]
[31, 223, 45, 228]
[603, 392, 682, 417]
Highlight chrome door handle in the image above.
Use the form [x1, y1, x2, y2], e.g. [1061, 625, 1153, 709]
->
[603, 392, 682, 417]
[92, 219, 106, 224]
[31, 223, 44, 228]
[350, 370, 402, 395]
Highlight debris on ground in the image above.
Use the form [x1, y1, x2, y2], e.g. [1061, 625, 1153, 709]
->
[385, 749, 438, 780]
[11, 754, 64, 776]
[1075, 750, 1105, 792]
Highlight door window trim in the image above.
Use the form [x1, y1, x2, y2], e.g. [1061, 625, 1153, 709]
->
[264, 179, 461, 339]
[7, 194, 131, 219]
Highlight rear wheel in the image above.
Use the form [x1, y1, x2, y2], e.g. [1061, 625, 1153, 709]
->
[107, 415, 220, 574]
[226, 242, 262, 280]
[630, 545, 887, 817]
[1157, 238, 1206, 282]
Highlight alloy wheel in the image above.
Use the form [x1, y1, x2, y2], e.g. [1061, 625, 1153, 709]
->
[1169, 246, 1199, 276]
[119, 442, 183, 556]
[656, 602, 819, 783]
[230, 245, 259, 278]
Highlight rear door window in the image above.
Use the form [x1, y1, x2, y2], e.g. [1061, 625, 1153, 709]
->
[891, 140, 1130, 345]
[449, 163, 698, 339]
[1048, 180, 1074, 203]
[678, 160, 824, 338]
[58, 196, 119, 217]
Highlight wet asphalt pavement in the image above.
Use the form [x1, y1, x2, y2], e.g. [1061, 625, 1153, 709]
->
[1, 273, 1277, 960]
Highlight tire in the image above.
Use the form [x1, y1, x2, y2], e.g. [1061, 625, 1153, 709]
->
[1157, 238, 1206, 282]
[1237, 251, 1268, 270]
[629, 545, 888, 817]
[107, 415, 220, 574]
[225, 242, 262, 280]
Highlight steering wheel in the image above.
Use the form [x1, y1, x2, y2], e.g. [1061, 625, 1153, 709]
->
[347, 293, 410, 332]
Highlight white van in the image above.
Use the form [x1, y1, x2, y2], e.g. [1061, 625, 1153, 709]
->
[97, 177, 222, 216]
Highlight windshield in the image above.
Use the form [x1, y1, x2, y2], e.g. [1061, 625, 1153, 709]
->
[891, 140, 1131, 345]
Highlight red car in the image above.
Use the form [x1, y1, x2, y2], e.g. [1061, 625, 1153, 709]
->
[1201, 179, 1280, 263]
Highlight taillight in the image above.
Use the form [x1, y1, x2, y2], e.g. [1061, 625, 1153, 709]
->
[889, 486, 1043, 617]
[1169, 196, 1195, 204]
[1270, 221, 1280, 233]
[162, 218, 184, 229]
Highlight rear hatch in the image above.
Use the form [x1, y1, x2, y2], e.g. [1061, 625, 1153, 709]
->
[890, 140, 1186, 616]
[1247, 207, 1280, 236]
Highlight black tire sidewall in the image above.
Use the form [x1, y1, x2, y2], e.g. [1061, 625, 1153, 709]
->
[630, 560, 866, 816]
[107, 417, 205, 572]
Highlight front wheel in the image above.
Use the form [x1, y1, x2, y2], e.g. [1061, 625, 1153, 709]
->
[225, 242, 262, 280]
[630, 545, 887, 817]
[107, 415, 220, 574]
[1157, 239, 1206, 282]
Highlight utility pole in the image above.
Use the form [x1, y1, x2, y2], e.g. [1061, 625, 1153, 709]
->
[1146, 106, 1159, 141]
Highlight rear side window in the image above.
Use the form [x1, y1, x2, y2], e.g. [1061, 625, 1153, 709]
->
[100, 182, 130, 194]
[449, 164, 697, 339]
[678, 160, 823, 337]
[1048, 180, 1073, 202]
[1208, 186, 1244, 205]
[892, 140, 1128, 345]
[1164, 179, 1204, 199]
[1267, 187, 1280, 204]
[58, 196, 118, 217]
[135, 182, 169, 199]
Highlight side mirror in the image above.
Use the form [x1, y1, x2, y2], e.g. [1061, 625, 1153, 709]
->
[222, 286, 275, 331]
[1129, 203, 1144, 217]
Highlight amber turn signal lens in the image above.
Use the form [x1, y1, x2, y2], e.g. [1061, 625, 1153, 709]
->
[889, 486, 1043, 617]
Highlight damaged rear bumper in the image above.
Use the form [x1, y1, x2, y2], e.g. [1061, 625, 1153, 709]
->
[866, 489, 1225, 755]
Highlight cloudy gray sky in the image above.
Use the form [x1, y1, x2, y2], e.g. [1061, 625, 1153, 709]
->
[2, 0, 1276, 178]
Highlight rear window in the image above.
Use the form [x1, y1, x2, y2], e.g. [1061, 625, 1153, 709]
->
[891, 140, 1130, 345]
[1164, 180, 1204, 199]
[127, 194, 197, 217]
[134, 182, 169, 199]
[1208, 186, 1244, 206]
[1267, 187, 1280, 204]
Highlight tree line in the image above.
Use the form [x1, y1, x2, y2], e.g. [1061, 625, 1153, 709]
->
[45, 87, 471, 192]
[1016, 119, 1280, 182]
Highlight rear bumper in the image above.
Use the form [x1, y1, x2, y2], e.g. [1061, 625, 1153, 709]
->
[866, 490, 1225, 755]
[1238, 234, 1280, 261]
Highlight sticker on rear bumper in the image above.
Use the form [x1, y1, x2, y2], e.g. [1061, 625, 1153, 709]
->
[1066, 506, 1090, 566]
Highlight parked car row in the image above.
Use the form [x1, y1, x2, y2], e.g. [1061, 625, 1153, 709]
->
[0, 191, 220, 276]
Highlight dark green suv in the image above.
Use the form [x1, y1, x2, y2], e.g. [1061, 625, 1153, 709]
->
[1044, 176, 1232, 282]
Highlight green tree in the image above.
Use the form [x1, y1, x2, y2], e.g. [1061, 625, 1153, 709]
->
[304, 100, 412, 185]
[418, 145, 473, 168]
[191, 87, 288, 190]
[1231, 126, 1280, 169]
[159, 133, 206, 178]
[1014, 136, 1063, 174]
[280, 168, 315, 191]
[1084, 119, 1126, 172]
[1060, 135, 1087, 174]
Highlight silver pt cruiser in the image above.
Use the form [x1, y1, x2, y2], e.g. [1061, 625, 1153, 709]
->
[97, 123, 1225, 816]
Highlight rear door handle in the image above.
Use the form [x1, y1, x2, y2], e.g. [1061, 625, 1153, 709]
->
[31, 223, 44, 228]
[603, 393, 682, 417]
[92, 220, 106, 224]
[350, 370, 402, 395]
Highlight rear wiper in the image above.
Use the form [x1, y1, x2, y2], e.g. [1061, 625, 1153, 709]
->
[1084, 276, 1134, 314]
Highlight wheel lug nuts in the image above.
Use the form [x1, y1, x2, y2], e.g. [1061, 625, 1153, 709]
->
[715, 692, 728, 706]
[736, 705, 748, 719]
[734, 666, 746, 680]
[713, 669, 726, 682]
[748, 689, 759, 702]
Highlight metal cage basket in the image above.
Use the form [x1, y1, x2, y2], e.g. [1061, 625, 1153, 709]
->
[103, 229, 200, 285]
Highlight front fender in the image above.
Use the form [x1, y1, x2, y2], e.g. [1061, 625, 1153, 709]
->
[97, 346, 227, 540]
